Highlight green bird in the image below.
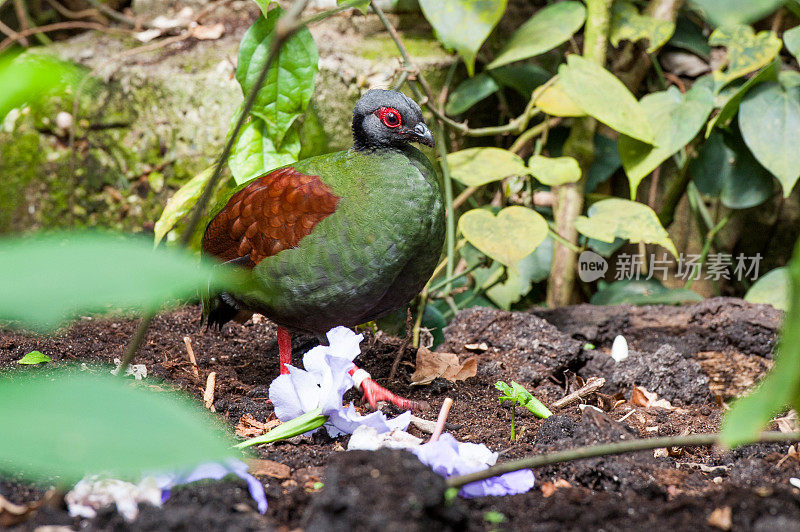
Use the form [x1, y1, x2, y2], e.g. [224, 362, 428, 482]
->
[202, 89, 445, 409]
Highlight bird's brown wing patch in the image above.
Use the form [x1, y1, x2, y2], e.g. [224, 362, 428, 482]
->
[202, 167, 339, 265]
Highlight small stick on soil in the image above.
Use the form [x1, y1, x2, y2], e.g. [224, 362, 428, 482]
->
[429, 398, 454, 442]
[183, 336, 199, 378]
[389, 309, 413, 381]
[552, 377, 606, 409]
[617, 409, 636, 423]
[204, 371, 216, 411]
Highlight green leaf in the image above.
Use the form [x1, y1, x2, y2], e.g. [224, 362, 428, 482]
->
[691, 131, 774, 209]
[446, 73, 500, 115]
[688, 0, 785, 28]
[705, 60, 779, 136]
[575, 199, 678, 257]
[447, 147, 529, 187]
[591, 279, 703, 305]
[338, 0, 370, 14]
[785, 25, 800, 60]
[586, 134, 621, 193]
[489, 64, 551, 97]
[745, 267, 790, 311]
[618, 84, 714, 198]
[154, 167, 214, 246]
[251, 0, 273, 17]
[487, 2, 586, 69]
[0, 232, 244, 332]
[235, 408, 327, 448]
[485, 237, 553, 309]
[458, 206, 548, 267]
[610, 0, 675, 53]
[559, 55, 654, 143]
[528, 155, 581, 186]
[0, 369, 236, 482]
[419, 0, 506, 76]
[669, 16, 712, 58]
[0, 51, 85, 121]
[17, 351, 50, 365]
[721, 241, 800, 448]
[510, 381, 552, 418]
[739, 81, 800, 197]
[533, 79, 586, 117]
[709, 25, 782, 86]
[229, 117, 300, 185]
[237, 8, 318, 146]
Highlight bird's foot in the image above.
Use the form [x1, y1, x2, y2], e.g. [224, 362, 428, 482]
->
[349, 367, 417, 411]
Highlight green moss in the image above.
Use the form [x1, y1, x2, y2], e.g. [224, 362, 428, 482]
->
[357, 32, 447, 61]
[0, 130, 44, 233]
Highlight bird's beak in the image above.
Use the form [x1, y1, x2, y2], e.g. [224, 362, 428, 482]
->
[411, 122, 435, 147]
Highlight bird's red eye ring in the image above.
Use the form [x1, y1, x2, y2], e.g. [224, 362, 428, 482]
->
[376, 107, 402, 128]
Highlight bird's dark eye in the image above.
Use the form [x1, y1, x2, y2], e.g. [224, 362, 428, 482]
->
[377, 107, 402, 128]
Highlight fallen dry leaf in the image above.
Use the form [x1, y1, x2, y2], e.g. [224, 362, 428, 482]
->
[630, 386, 675, 410]
[707, 506, 732, 530]
[410, 347, 477, 385]
[540, 478, 571, 498]
[246, 458, 291, 480]
[774, 410, 799, 433]
[235, 413, 281, 438]
[191, 23, 225, 40]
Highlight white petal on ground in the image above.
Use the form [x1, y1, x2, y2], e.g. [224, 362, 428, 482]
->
[65, 476, 162, 521]
[611, 335, 629, 362]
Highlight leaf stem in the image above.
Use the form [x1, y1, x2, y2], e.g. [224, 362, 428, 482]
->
[446, 431, 800, 488]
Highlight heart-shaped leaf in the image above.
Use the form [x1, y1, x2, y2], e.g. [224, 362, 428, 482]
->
[691, 131, 774, 209]
[0, 369, 236, 483]
[488, 2, 585, 69]
[619, 83, 714, 198]
[745, 266, 790, 311]
[688, 0, 785, 28]
[533, 80, 585, 117]
[610, 0, 675, 53]
[709, 25, 782, 86]
[0, 232, 245, 332]
[446, 73, 500, 115]
[419, 0, 506, 76]
[559, 55, 653, 143]
[528, 155, 581, 186]
[447, 148, 529, 187]
[785, 25, 800, 61]
[575, 199, 678, 256]
[739, 81, 800, 197]
[458, 206, 548, 267]
[229, 117, 300, 185]
[237, 7, 318, 146]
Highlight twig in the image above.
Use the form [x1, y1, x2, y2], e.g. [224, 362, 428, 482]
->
[84, 0, 146, 29]
[429, 398, 453, 442]
[43, 0, 100, 21]
[370, 1, 541, 138]
[0, 21, 131, 53]
[203, 371, 216, 410]
[116, 0, 312, 376]
[446, 431, 800, 488]
[183, 336, 199, 378]
[388, 309, 413, 381]
[551, 377, 606, 409]
[12, 0, 30, 46]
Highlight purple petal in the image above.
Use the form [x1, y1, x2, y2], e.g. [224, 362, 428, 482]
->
[326, 403, 411, 437]
[459, 470, 535, 498]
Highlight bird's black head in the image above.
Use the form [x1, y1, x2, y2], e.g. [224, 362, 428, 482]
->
[352, 89, 435, 151]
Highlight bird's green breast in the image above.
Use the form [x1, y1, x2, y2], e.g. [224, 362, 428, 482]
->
[236, 146, 445, 334]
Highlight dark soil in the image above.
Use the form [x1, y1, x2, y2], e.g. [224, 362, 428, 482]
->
[2, 297, 799, 531]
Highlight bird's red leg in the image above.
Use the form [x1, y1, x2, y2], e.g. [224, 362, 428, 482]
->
[277, 326, 292, 375]
[348, 366, 416, 411]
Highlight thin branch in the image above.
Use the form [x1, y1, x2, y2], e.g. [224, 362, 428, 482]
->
[551, 377, 605, 409]
[43, 0, 100, 21]
[446, 431, 800, 488]
[0, 21, 131, 53]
